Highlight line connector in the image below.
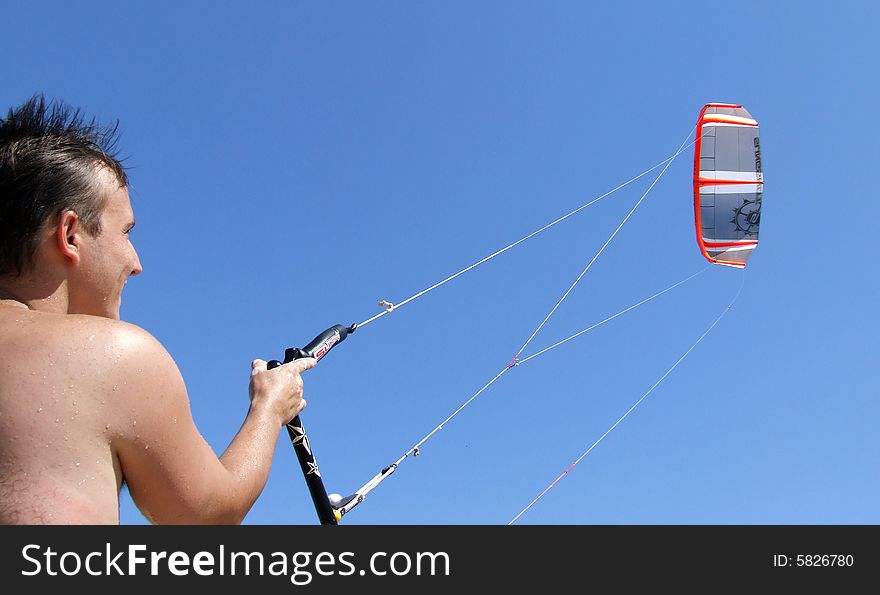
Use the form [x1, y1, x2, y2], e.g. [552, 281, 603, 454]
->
[379, 300, 395, 313]
[506, 354, 521, 369]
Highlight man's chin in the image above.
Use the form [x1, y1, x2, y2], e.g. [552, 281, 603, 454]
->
[70, 303, 121, 319]
[85, 310, 120, 320]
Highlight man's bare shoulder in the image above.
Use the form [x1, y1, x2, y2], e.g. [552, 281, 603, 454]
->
[0, 310, 180, 386]
[43, 311, 158, 343]
[66, 314, 170, 359]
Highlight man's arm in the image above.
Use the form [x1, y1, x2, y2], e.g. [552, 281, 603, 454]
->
[108, 323, 314, 524]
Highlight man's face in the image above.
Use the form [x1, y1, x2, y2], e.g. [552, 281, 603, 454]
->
[67, 167, 143, 319]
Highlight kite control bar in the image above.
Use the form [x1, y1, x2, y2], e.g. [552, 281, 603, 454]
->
[267, 323, 356, 525]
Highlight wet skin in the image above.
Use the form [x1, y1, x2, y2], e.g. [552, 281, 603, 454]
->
[0, 169, 313, 524]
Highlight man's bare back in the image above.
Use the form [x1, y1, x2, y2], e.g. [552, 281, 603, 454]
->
[0, 307, 127, 523]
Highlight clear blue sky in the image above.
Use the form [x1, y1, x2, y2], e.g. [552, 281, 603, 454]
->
[2, 1, 876, 525]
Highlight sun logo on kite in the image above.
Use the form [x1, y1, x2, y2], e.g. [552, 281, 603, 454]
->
[732, 198, 761, 237]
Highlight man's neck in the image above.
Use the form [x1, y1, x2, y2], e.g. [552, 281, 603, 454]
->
[0, 276, 69, 314]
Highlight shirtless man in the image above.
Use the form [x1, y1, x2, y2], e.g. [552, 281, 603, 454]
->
[0, 95, 315, 524]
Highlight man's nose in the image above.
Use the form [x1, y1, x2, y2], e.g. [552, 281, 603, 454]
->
[130, 247, 143, 276]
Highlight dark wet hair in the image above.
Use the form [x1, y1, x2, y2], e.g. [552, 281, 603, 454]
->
[0, 94, 128, 277]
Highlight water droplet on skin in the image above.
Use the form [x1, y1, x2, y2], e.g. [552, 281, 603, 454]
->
[112, 385, 118, 392]
[37, 407, 42, 413]
[88, 334, 96, 341]
[75, 462, 80, 467]
[54, 418, 60, 423]
[144, 445, 150, 450]
[64, 436, 69, 441]
[104, 424, 110, 431]
[132, 420, 137, 426]
[173, 418, 178, 424]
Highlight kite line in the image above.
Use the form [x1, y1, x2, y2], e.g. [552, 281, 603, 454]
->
[508, 269, 747, 524]
[329, 127, 698, 518]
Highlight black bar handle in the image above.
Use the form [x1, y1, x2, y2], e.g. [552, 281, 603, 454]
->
[267, 323, 355, 525]
[267, 357, 338, 525]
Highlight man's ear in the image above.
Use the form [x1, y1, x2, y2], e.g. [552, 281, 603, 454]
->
[56, 210, 81, 266]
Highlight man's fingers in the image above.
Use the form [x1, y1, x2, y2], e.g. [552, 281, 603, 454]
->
[253, 357, 314, 375]
[283, 357, 317, 375]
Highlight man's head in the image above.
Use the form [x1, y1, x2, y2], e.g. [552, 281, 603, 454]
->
[0, 95, 141, 318]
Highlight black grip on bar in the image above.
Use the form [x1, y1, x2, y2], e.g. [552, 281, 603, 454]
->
[267, 356, 338, 525]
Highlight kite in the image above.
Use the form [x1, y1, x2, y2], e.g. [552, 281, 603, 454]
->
[694, 103, 762, 268]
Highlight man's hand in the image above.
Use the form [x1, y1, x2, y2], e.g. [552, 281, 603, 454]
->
[249, 357, 317, 426]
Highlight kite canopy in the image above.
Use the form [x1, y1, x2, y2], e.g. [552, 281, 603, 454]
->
[693, 103, 762, 268]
